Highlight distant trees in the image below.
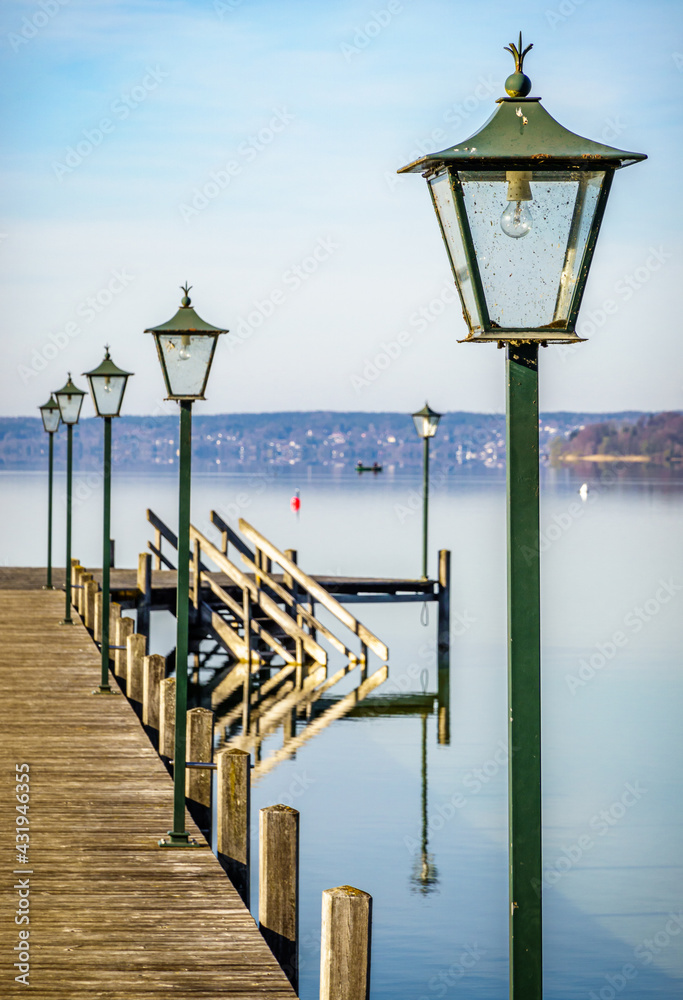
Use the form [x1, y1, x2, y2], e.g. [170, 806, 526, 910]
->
[551, 412, 683, 463]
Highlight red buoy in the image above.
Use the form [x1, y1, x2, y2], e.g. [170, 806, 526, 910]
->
[290, 490, 301, 513]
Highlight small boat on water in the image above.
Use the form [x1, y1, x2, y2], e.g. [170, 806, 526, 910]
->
[355, 461, 383, 474]
[578, 482, 589, 500]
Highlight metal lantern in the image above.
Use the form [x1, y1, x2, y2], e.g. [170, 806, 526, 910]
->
[83, 347, 133, 417]
[412, 402, 442, 439]
[398, 34, 646, 344]
[39, 395, 61, 434]
[145, 284, 228, 400]
[54, 374, 86, 424]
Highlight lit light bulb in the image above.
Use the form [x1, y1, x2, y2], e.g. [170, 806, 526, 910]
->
[179, 335, 191, 361]
[103, 376, 112, 393]
[500, 200, 533, 239]
[500, 170, 533, 239]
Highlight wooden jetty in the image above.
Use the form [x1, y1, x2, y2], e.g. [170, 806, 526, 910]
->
[0, 588, 297, 998]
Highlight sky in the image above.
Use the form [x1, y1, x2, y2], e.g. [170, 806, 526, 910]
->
[1, 0, 682, 418]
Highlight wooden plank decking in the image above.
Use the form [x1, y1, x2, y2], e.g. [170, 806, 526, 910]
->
[0, 589, 297, 999]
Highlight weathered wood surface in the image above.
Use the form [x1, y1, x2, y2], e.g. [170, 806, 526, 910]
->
[0, 589, 297, 998]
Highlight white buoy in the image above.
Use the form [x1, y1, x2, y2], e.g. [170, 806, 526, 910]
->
[578, 483, 589, 501]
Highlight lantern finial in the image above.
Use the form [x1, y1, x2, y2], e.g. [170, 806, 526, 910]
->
[180, 282, 193, 307]
[504, 32, 533, 98]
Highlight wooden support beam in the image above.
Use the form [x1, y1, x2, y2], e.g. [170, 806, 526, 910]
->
[259, 804, 299, 991]
[83, 580, 98, 631]
[143, 654, 166, 729]
[159, 677, 176, 758]
[94, 592, 103, 643]
[114, 616, 134, 682]
[216, 747, 250, 906]
[437, 549, 451, 747]
[137, 552, 152, 650]
[78, 572, 93, 618]
[186, 707, 214, 837]
[126, 633, 146, 706]
[320, 886, 372, 1000]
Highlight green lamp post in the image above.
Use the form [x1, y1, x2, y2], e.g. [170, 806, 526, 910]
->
[54, 375, 87, 625]
[399, 35, 646, 999]
[412, 402, 442, 580]
[145, 284, 227, 847]
[84, 348, 134, 695]
[38, 395, 61, 590]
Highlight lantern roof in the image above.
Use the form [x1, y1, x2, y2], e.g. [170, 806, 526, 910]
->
[39, 395, 59, 412]
[399, 34, 646, 174]
[144, 284, 229, 335]
[412, 402, 442, 420]
[83, 346, 133, 380]
[55, 374, 86, 398]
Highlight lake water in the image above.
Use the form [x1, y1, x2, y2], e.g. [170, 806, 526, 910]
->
[1, 463, 682, 998]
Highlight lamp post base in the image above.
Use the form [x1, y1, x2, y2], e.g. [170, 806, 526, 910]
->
[42, 585, 56, 591]
[92, 684, 119, 696]
[158, 830, 202, 848]
[59, 619, 75, 626]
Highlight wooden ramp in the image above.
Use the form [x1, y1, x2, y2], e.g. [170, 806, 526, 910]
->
[0, 589, 297, 999]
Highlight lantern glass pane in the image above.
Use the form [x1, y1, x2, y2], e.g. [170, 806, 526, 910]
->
[89, 375, 127, 416]
[458, 169, 606, 330]
[413, 414, 440, 438]
[41, 408, 60, 433]
[158, 333, 215, 398]
[429, 172, 482, 332]
[56, 392, 84, 425]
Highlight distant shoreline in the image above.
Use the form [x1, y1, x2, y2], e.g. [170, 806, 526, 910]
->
[557, 454, 651, 463]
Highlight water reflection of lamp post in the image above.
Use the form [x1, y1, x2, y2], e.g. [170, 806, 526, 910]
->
[412, 403, 442, 580]
[38, 396, 61, 590]
[146, 284, 227, 846]
[84, 348, 134, 694]
[54, 375, 86, 625]
[398, 35, 645, 998]
[410, 710, 439, 895]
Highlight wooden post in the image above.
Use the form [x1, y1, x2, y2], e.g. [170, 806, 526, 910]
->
[259, 804, 299, 990]
[78, 572, 93, 617]
[320, 886, 372, 1000]
[108, 602, 121, 661]
[93, 592, 102, 642]
[242, 589, 252, 734]
[126, 633, 146, 707]
[192, 538, 201, 609]
[114, 616, 134, 681]
[216, 747, 250, 905]
[308, 596, 316, 643]
[159, 677, 176, 758]
[437, 549, 451, 747]
[70, 559, 81, 592]
[143, 654, 166, 729]
[186, 707, 214, 836]
[84, 580, 97, 631]
[136, 552, 152, 652]
[73, 565, 84, 610]
[283, 549, 297, 593]
[154, 527, 162, 570]
[359, 641, 368, 683]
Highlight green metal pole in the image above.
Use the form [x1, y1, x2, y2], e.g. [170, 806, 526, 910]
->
[422, 436, 429, 580]
[98, 417, 113, 693]
[61, 423, 74, 624]
[505, 343, 542, 999]
[161, 399, 195, 846]
[46, 432, 54, 589]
